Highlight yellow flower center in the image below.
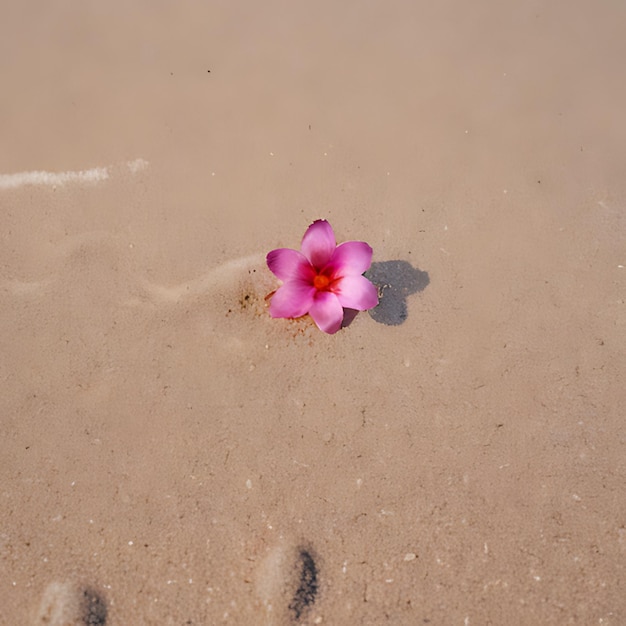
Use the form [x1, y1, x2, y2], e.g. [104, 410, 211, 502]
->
[313, 274, 330, 290]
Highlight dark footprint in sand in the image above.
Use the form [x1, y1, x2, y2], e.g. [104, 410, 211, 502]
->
[365, 260, 430, 326]
[288, 548, 319, 622]
[36, 582, 107, 625]
[256, 543, 320, 623]
[79, 586, 107, 625]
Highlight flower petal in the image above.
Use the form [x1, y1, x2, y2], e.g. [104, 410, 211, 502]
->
[328, 241, 373, 276]
[267, 248, 315, 282]
[309, 291, 344, 334]
[301, 220, 336, 269]
[333, 274, 379, 311]
[269, 281, 315, 319]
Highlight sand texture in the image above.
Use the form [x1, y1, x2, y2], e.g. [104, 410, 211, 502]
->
[1, 1, 625, 624]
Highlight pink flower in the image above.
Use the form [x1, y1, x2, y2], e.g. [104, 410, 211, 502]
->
[266, 220, 379, 334]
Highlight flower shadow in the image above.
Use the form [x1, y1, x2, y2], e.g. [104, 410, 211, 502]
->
[363, 260, 430, 326]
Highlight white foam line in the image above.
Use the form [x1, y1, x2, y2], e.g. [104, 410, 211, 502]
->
[0, 158, 149, 190]
[126, 158, 149, 174]
[0, 166, 109, 190]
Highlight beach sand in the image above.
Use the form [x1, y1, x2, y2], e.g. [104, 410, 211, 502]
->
[1, 1, 625, 624]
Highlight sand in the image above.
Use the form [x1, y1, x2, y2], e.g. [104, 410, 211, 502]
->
[1, 1, 625, 624]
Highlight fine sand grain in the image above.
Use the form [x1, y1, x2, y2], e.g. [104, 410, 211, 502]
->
[1, 1, 625, 624]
